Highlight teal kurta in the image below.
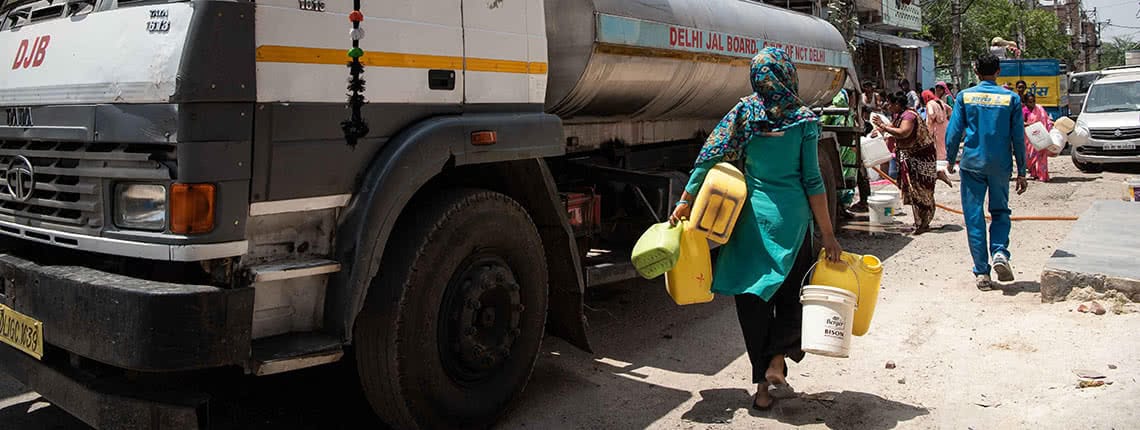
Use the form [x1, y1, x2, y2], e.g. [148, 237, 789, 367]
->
[685, 122, 825, 301]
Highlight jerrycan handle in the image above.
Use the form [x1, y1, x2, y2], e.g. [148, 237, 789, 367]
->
[800, 258, 861, 309]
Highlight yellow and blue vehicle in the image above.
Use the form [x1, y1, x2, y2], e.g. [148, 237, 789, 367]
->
[997, 59, 1070, 119]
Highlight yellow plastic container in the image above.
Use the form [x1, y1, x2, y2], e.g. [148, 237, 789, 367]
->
[665, 221, 715, 305]
[631, 222, 682, 279]
[687, 163, 747, 244]
[809, 251, 883, 336]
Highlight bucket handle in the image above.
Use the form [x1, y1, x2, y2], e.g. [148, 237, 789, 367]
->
[800, 258, 861, 309]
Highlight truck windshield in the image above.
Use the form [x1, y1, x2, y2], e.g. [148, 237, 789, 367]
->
[1084, 81, 1140, 113]
[1069, 74, 1099, 95]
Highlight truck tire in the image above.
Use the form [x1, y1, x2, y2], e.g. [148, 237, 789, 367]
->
[355, 189, 549, 429]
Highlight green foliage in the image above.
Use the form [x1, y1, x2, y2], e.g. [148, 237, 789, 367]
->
[920, 0, 1074, 67]
[1098, 37, 1140, 69]
[828, 0, 860, 52]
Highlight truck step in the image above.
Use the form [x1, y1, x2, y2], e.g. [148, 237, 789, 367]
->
[250, 333, 344, 376]
[249, 259, 341, 283]
[584, 249, 639, 288]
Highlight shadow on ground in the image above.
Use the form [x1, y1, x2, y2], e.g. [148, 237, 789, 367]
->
[0, 397, 87, 429]
[999, 280, 1041, 296]
[684, 389, 929, 429]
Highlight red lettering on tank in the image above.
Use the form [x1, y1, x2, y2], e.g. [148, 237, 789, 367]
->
[11, 39, 28, 70]
[11, 35, 49, 70]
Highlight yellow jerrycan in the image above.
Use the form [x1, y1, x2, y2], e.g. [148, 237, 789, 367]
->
[809, 251, 883, 336]
[686, 163, 747, 244]
[665, 221, 715, 305]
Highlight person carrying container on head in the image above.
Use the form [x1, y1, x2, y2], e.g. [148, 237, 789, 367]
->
[945, 53, 1029, 291]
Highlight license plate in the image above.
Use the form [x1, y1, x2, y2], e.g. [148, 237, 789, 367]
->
[0, 304, 43, 360]
[1104, 142, 1137, 151]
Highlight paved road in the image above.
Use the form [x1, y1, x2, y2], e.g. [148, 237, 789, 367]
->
[3, 161, 1140, 429]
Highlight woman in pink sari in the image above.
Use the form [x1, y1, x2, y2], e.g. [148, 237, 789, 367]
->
[922, 91, 948, 160]
[1022, 92, 1052, 182]
[922, 91, 953, 185]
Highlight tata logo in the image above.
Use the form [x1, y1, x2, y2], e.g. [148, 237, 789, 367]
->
[12, 36, 50, 70]
[5, 107, 32, 128]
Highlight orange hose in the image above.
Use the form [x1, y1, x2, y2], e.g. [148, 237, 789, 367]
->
[868, 167, 1079, 221]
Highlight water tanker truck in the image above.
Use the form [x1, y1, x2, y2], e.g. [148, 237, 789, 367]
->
[0, 0, 859, 427]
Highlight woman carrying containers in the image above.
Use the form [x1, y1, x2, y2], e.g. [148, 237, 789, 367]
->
[669, 47, 843, 410]
[872, 93, 944, 234]
[1022, 92, 1053, 182]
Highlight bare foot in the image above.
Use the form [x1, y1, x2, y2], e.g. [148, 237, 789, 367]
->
[752, 384, 774, 410]
[765, 355, 787, 386]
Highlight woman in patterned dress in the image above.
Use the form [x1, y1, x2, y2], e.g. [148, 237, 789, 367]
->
[872, 92, 939, 234]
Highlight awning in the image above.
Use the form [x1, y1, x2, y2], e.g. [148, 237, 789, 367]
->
[856, 30, 930, 49]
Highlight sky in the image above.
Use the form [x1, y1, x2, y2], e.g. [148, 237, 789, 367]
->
[1079, 0, 1140, 41]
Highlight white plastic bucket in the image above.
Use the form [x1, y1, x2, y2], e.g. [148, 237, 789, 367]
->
[874, 189, 903, 212]
[867, 194, 894, 225]
[861, 135, 892, 168]
[800, 285, 858, 358]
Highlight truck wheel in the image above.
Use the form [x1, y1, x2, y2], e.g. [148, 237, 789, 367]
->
[1071, 154, 1102, 173]
[355, 189, 549, 429]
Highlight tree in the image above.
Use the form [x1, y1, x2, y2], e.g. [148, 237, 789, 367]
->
[828, 0, 860, 53]
[1099, 36, 1140, 69]
[919, 0, 1074, 68]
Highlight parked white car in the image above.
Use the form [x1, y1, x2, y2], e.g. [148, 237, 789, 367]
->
[1070, 73, 1140, 172]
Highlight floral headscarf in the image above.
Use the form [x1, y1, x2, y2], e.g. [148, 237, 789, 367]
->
[695, 47, 818, 165]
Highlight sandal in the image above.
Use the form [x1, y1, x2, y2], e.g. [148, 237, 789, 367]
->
[752, 391, 774, 410]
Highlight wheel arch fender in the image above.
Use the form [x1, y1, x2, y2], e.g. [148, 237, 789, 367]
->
[326, 112, 591, 352]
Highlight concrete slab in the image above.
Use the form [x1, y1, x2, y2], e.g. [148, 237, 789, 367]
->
[1040, 200, 1140, 302]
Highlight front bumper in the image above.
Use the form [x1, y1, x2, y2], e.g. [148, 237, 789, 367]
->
[1073, 141, 1140, 164]
[0, 250, 253, 371]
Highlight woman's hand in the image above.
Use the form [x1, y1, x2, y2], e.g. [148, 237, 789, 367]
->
[670, 202, 691, 226]
[871, 115, 885, 128]
[821, 233, 843, 263]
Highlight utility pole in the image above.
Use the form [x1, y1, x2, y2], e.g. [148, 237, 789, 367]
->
[1017, 0, 1026, 54]
[952, 0, 963, 88]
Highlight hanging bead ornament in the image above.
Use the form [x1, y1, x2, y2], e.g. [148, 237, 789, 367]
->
[342, 3, 369, 147]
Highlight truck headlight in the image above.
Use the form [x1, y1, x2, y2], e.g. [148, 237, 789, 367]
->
[114, 184, 167, 231]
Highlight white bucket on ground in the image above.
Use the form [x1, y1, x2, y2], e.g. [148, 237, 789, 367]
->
[874, 189, 903, 212]
[867, 194, 895, 225]
[800, 285, 858, 358]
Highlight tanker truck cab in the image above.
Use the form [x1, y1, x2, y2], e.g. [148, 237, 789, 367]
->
[0, 0, 857, 428]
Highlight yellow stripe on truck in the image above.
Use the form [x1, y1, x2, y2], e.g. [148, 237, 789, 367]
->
[256, 45, 546, 75]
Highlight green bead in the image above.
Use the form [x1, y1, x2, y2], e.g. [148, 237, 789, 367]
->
[348, 47, 364, 59]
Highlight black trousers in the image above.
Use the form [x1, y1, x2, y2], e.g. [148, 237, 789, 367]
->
[733, 233, 813, 384]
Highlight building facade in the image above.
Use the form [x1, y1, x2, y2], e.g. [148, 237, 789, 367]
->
[1053, 0, 1100, 72]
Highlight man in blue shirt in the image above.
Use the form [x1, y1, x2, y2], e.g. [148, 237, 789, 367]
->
[945, 53, 1029, 291]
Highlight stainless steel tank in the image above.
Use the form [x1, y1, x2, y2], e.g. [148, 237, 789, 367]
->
[545, 0, 854, 122]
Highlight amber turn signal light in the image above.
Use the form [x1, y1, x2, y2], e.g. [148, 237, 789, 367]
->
[471, 130, 497, 146]
[170, 183, 216, 234]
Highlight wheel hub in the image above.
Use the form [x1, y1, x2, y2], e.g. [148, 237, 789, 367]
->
[440, 256, 523, 383]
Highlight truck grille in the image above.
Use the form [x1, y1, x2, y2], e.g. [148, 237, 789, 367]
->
[0, 141, 174, 235]
[1090, 127, 1140, 140]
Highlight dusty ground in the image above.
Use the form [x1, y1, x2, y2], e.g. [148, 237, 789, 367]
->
[2, 159, 1139, 429]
